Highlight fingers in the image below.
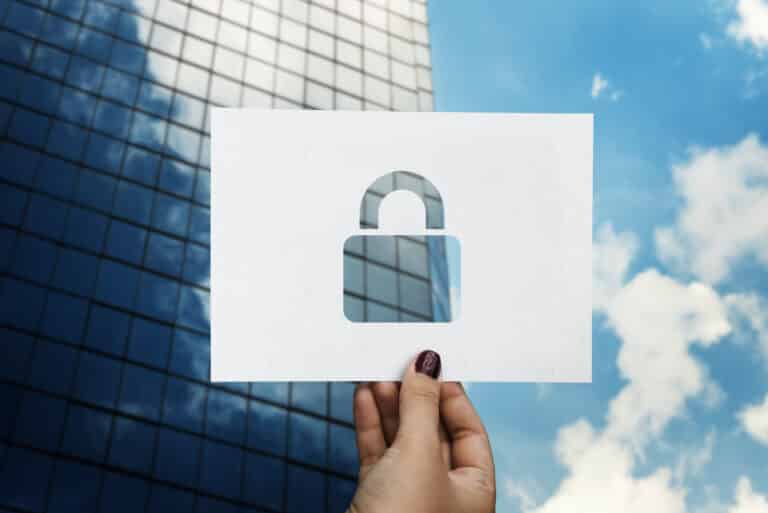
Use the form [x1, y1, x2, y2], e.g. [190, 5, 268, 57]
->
[371, 382, 400, 445]
[353, 383, 387, 478]
[394, 350, 442, 450]
[440, 382, 495, 479]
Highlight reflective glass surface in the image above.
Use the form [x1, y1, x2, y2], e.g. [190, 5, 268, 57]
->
[0, 0, 434, 511]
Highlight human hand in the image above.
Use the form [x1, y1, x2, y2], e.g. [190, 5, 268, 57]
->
[347, 350, 496, 513]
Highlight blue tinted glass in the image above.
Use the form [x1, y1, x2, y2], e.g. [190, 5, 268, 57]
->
[76, 26, 114, 63]
[328, 477, 356, 513]
[60, 404, 112, 462]
[93, 99, 131, 139]
[48, 460, 103, 513]
[136, 271, 180, 322]
[399, 274, 432, 316]
[366, 302, 398, 322]
[0, 30, 33, 66]
[0, 227, 15, 272]
[111, 39, 146, 75]
[76, 169, 117, 211]
[0, 100, 12, 130]
[8, 108, 49, 148]
[243, 453, 284, 509]
[108, 417, 157, 474]
[50, 0, 86, 20]
[247, 400, 287, 455]
[105, 220, 147, 264]
[95, 259, 140, 309]
[114, 180, 153, 225]
[0, 184, 28, 226]
[99, 472, 149, 513]
[169, 328, 209, 380]
[118, 363, 165, 421]
[64, 206, 108, 252]
[146, 483, 196, 513]
[58, 87, 98, 128]
[152, 193, 189, 236]
[194, 170, 210, 206]
[127, 317, 172, 368]
[199, 440, 242, 498]
[196, 497, 239, 513]
[330, 383, 355, 423]
[0, 63, 23, 100]
[163, 377, 205, 432]
[154, 428, 201, 487]
[130, 111, 166, 152]
[183, 243, 210, 288]
[0, 382, 22, 438]
[344, 255, 363, 295]
[205, 388, 247, 444]
[74, 352, 122, 408]
[158, 159, 196, 197]
[39, 12, 78, 50]
[122, 145, 160, 185]
[85, 305, 131, 356]
[292, 382, 327, 415]
[26, 339, 77, 394]
[18, 73, 60, 114]
[137, 80, 172, 118]
[289, 413, 327, 465]
[101, 68, 140, 106]
[144, 232, 184, 276]
[285, 465, 325, 513]
[199, 136, 210, 167]
[165, 124, 200, 164]
[176, 286, 209, 332]
[5, 3, 45, 37]
[83, 1, 119, 32]
[0, 447, 53, 512]
[11, 234, 57, 283]
[23, 193, 68, 240]
[0, 328, 35, 381]
[52, 247, 99, 296]
[188, 205, 210, 245]
[0, 142, 41, 185]
[84, 133, 125, 174]
[0, 278, 46, 331]
[40, 291, 88, 343]
[46, 120, 87, 160]
[35, 156, 78, 200]
[13, 390, 67, 451]
[329, 425, 358, 475]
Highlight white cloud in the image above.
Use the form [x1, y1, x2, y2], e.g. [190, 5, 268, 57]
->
[738, 393, 768, 445]
[655, 134, 768, 284]
[728, 477, 768, 513]
[726, 292, 768, 361]
[591, 72, 623, 101]
[504, 478, 539, 511]
[727, 0, 768, 52]
[529, 270, 731, 513]
[673, 431, 716, 483]
[591, 72, 609, 98]
[593, 223, 638, 311]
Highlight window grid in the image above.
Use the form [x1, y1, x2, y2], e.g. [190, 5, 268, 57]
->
[0, 0, 438, 511]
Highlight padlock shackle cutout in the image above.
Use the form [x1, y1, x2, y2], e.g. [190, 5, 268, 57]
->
[360, 171, 445, 230]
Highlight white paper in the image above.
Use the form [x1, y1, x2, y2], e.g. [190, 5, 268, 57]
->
[211, 111, 593, 382]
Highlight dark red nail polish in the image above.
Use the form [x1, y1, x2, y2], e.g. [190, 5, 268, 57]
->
[415, 350, 441, 379]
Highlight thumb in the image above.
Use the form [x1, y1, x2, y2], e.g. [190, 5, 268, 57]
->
[395, 350, 443, 449]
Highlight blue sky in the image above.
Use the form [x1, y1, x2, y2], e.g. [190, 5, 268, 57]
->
[428, 1, 768, 511]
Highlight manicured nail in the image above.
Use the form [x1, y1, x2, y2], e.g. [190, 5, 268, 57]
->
[415, 350, 441, 379]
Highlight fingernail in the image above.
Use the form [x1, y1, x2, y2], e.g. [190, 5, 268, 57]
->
[415, 350, 441, 379]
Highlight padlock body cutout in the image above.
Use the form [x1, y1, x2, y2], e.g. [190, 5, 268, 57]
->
[343, 235, 460, 323]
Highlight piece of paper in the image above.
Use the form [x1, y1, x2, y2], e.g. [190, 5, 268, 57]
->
[211, 111, 592, 382]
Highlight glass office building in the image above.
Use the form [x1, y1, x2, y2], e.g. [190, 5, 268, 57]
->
[0, 0, 439, 511]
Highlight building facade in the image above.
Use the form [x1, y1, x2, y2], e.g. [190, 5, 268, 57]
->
[0, 0, 437, 511]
